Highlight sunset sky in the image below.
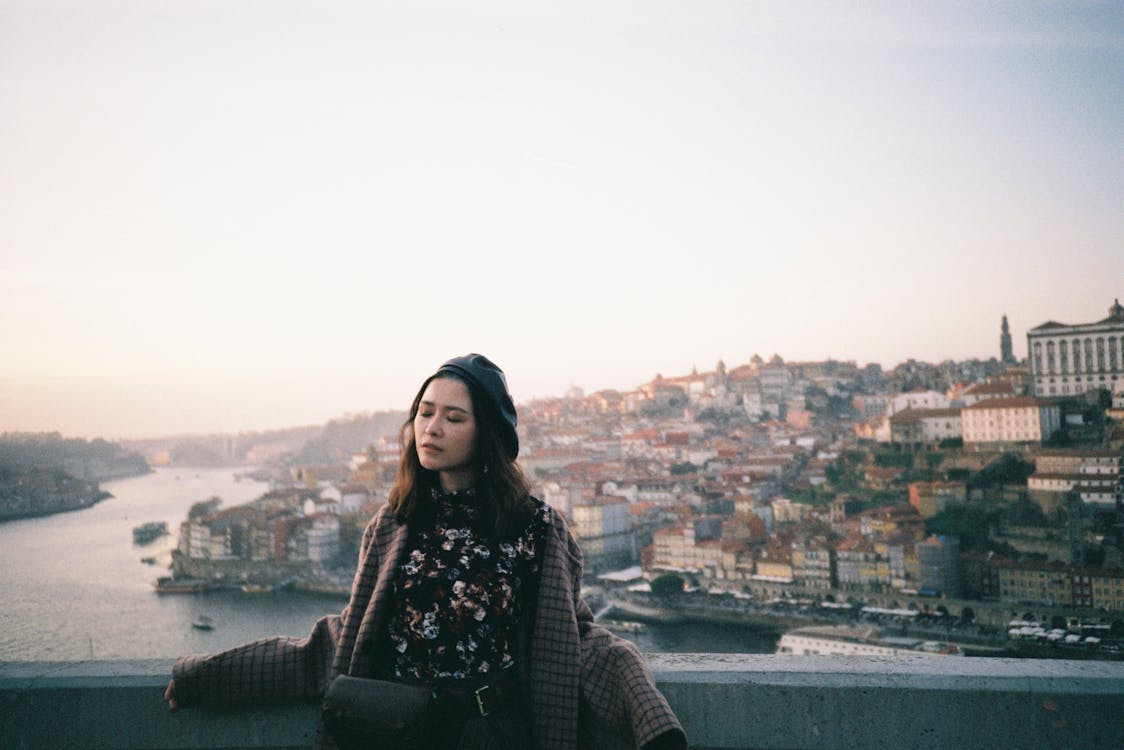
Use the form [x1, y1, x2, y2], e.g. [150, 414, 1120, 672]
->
[2, 1, 1121, 439]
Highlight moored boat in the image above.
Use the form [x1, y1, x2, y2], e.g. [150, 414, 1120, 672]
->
[600, 619, 648, 634]
[132, 521, 168, 545]
[153, 576, 219, 594]
[776, 625, 965, 656]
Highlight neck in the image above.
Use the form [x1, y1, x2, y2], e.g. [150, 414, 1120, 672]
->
[438, 468, 478, 493]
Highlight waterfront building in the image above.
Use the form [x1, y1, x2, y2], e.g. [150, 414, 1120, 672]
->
[650, 517, 723, 573]
[304, 514, 341, 563]
[959, 551, 1002, 600]
[1075, 567, 1124, 610]
[917, 535, 961, 598]
[571, 495, 632, 539]
[996, 559, 1072, 607]
[791, 538, 836, 591]
[1026, 298, 1124, 397]
[752, 541, 795, 586]
[961, 396, 1061, 447]
[886, 538, 920, 592]
[835, 539, 889, 592]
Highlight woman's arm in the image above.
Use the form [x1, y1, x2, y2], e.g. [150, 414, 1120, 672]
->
[167, 509, 385, 709]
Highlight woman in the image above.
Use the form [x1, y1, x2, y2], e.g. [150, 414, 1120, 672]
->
[165, 354, 686, 750]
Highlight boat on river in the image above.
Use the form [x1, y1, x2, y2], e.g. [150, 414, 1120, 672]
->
[191, 615, 214, 630]
[132, 521, 168, 545]
[600, 619, 648, 634]
[153, 576, 219, 594]
[776, 625, 964, 656]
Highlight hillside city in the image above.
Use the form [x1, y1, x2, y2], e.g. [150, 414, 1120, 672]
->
[162, 301, 1124, 656]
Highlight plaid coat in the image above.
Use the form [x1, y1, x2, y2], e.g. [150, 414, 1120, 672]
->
[173, 502, 686, 750]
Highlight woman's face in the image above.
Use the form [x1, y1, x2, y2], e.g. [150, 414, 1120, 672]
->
[414, 376, 479, 492]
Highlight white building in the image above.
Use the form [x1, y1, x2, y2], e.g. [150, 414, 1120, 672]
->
[305, 515, 341, 563]
[1027, 299, 1124, 397]
[570, 496, 635, 572]
[889, 408, 962, 446]
[889, 390, 950, 415]
[961, 397, 1061, 447]
[1028, 450, 1123, 511]
[571, 496, 632, 540]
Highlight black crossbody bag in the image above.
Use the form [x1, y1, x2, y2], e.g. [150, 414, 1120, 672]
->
[322, 675, 434, 750]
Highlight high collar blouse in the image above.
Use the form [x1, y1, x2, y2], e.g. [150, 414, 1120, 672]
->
[387, 484, 551, 682]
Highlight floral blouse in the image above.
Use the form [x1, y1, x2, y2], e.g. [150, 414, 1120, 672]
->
[387, 485, 551, 682]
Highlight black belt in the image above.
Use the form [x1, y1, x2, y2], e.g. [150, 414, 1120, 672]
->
[432, 671, 522, 718]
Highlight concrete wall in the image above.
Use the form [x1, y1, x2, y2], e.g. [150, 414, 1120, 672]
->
[2, 655, 1123, 749]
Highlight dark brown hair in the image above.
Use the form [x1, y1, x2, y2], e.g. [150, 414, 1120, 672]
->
[387, 372, 533, 538]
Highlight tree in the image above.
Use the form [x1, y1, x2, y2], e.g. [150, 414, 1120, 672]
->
[926, 503, 1001, 552]
[188, 496, 222, 520]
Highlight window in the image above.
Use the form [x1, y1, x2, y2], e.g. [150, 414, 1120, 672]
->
[1097, 338, 1105, 371]
[1085, 339, 1094, 373]
[1059, 340, 1068, 373]
[1073, 339, 1082, 371]
[1047, 341, 1056, 373]
[1033, 342, 1043, 373]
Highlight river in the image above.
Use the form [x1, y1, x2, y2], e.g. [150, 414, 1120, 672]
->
[0, 467, 777, 661]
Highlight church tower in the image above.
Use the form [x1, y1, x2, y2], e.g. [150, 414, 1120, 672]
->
[1000, 314, 1015, 364]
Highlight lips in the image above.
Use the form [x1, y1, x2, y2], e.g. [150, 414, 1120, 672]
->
[420, 443, 442, 454]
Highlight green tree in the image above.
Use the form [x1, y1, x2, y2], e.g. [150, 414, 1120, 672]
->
[188, 496, 222, 520]
[926, 503, 1001, 552]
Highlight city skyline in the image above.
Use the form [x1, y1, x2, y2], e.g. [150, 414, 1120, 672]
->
[2, 2, 1121, 439]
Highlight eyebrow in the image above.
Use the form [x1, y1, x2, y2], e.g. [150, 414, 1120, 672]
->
[419, 400, 471, 415]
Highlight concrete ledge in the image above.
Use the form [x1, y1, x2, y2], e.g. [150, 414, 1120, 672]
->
[2, 655, 1123, 749]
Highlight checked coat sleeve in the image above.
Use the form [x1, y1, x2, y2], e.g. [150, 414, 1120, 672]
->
[170, 507, 391, 708]
[527, 511, 686, 750]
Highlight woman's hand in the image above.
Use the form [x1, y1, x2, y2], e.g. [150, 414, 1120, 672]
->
[164, 678, 179, 712]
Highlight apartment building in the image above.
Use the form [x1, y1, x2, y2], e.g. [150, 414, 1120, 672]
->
[917, 535, 961, 598]
[961, 397, 1061, 447]
[1027, 449, 1122, 512]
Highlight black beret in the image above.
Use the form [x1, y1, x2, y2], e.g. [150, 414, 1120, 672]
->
[435, 353, 519, 459]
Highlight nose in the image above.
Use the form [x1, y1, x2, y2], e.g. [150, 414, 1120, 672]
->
[424, 417, 442, 436]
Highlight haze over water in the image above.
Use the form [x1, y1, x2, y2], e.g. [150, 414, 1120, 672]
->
[0, 467, 775, 661]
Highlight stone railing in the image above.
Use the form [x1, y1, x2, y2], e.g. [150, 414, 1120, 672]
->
[2, 655, 1122, 749]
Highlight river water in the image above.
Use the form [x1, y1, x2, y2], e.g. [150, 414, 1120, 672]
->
[0, 467, 776, 661]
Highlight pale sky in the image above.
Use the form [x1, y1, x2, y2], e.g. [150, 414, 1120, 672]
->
[1, 1, 1121, 440]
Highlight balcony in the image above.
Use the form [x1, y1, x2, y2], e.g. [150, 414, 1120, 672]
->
[2, 654, 1122, 749]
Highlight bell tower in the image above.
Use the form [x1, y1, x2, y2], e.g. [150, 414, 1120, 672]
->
[1000, 314, 1015, 364]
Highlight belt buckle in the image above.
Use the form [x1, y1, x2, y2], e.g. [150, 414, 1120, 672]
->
[474, 684, 493, 717]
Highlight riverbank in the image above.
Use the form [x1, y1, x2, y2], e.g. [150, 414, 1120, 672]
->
[0, 472, 114, 522]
